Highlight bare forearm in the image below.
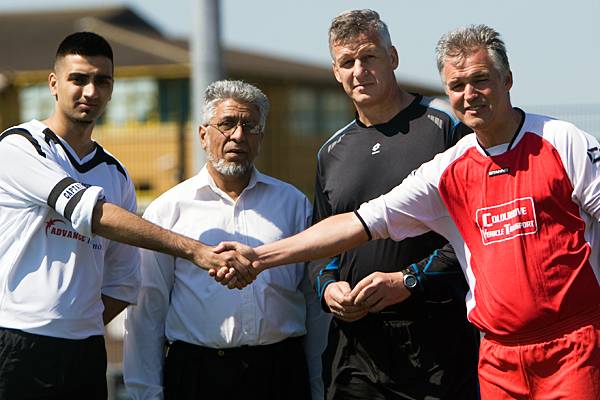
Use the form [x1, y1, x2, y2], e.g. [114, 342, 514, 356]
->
[255, 212, 368, 269]
[92, 201, 211, 268]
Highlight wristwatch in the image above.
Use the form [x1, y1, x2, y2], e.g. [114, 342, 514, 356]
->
[401, 268, 418, 292]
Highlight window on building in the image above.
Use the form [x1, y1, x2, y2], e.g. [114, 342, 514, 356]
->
[105, 78, 158, 125]
[288, 87, 353, 137]
[158, 78, 190, 122]
[288, 88, 319, 136]
[320, 89, 353, 134]
[19, 84, 54, 122]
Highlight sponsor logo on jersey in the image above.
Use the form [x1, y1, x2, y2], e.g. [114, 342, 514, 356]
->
[476, 197, 537, 245]
[371, 143, 381, 155]
[45, 218, 65, 236]
[488, 167, 510, 176]
[44, 217, 103, 250]
[587, 147, 600, 163]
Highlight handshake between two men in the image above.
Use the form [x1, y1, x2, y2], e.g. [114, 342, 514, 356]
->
[205, 240, 413, 322]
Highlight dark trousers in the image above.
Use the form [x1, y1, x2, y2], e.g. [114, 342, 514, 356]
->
[324, 308, 481, 400]
[0, 327, 107, 400]
[164, 336, 311, 400]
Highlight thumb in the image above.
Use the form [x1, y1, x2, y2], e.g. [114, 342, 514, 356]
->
[251, 260, 265, 274]
[337, 281, 357, 305]
[214, 241, 237, 254]
[349, 275, 373, 302]
[337, 281, 352, 295]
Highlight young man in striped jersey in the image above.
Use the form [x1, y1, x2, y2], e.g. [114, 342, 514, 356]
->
[0, 32, 253, 399]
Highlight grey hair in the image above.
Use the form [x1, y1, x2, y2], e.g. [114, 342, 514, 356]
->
[201, 80, 270, 131]
[435, 24, 510, 83]
[328, 9, 392, 58]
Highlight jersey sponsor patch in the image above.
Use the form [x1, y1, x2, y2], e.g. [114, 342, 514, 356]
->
[44, 217, 103, 249]
[44, 218, 65, 236]
[476, 197, 538, 245]
[488, 167, 510, 177]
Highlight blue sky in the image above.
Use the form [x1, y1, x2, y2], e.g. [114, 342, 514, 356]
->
[3, 0, 599, 108]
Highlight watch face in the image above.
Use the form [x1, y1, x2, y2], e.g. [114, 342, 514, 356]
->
[404, 274, 417, 289]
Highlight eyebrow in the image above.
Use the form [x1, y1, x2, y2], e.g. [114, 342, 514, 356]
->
[335, 53, 352, 63]
[218, 116, 257, 123]
[95, 74, 114, 82]
[449, 69, 489, 81]
[67, 72, 113, 81]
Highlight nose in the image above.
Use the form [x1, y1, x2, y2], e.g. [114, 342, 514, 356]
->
[464, 83, 478, 101]
[353, 59, 368, 78]
[82, 82, 98, 99]
[228, 124, 246, 141]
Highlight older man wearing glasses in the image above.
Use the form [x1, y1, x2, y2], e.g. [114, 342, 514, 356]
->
[123, 80, 328, 400]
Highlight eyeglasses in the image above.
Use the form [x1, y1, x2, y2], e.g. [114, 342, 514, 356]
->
[208, 119, 262, 137]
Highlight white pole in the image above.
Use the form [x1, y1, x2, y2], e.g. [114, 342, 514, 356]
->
[190, 0, 223, 173]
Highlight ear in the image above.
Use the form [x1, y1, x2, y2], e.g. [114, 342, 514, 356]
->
[254, 134, 263, 158]
[504, 70, 513, 91]
[107, 81, 113, 102]
[332, 61, 342, 84]
[390, 46, 399, 70]
[48, 72, 58, 98]
[199, 125, 209, 150]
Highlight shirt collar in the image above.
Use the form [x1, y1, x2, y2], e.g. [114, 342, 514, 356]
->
[193, 165, 272, 197]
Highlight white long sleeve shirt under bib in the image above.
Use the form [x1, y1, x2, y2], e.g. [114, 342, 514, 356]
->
[123, 166, 329, 400]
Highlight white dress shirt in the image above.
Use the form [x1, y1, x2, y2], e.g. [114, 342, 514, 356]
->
[123, 166, 329, 400]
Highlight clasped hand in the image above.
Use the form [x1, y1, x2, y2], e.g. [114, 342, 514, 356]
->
[205, 241, 261, 289]
[324, 271, 411, 322]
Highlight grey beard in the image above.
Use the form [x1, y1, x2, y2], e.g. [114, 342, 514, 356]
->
[206, 152, 252, 176]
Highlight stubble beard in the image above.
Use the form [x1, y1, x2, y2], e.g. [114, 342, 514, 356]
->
[206, 151, 253, 176]
[66, 107, 99, 125]
[72, 117, 95, 125]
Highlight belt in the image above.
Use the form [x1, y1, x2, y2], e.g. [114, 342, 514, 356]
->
[168, 335, 304, 359]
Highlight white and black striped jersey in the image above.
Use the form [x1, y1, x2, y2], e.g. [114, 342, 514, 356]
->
[0, 119, 140, 339]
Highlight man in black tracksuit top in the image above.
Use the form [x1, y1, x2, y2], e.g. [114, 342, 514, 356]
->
[309, 10, 480, 399]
